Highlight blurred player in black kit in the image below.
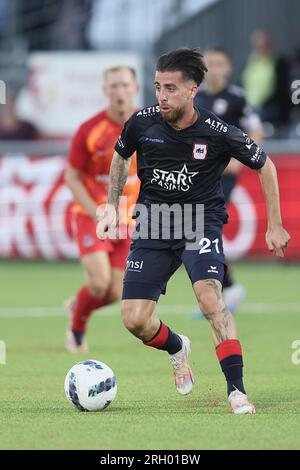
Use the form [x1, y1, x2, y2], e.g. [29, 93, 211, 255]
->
[193, 47, 263, 316]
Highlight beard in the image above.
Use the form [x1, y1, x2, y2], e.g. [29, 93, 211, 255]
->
[160, 105, 185, 126]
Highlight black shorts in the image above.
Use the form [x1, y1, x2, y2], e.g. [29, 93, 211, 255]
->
[122, 225, 227, 301]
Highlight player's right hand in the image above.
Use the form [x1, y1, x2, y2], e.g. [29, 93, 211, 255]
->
[96, 204, 118, 241]
[265, 224, 291, 257]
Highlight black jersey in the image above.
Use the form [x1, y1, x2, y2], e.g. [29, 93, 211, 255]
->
[194, 84, 261, 131]
[115, 104, 266, 224]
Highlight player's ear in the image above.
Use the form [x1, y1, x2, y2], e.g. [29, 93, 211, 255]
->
[190, 84, 198, 99]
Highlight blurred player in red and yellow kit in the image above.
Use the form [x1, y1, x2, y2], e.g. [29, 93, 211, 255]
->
[65, 66, 140, 352]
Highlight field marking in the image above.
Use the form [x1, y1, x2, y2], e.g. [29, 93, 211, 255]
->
[0, 302, 299, 317]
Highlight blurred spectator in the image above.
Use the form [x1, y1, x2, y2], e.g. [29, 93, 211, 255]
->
[19, 0, 92, 51]
[241, 30, 291, 130]
[50, 0, 93, 50]
[18, 0, 60, 51]
[0, 91, 39, 140]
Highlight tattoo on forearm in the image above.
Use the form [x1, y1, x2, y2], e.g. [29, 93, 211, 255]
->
[108, 153, 130, 206]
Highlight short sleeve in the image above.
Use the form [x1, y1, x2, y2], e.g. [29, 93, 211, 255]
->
[225, 125, 267, 169]
[115, 114, 140, 160]
[68, 124, 90, 171]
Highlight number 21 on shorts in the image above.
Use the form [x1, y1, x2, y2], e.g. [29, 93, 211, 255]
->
[198, 237, 220, 254]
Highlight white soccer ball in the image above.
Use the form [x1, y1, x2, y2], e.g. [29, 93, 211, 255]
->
[64, 359, 117, 411]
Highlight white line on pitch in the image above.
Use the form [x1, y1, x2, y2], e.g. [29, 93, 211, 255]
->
[0, 303, 299, 317]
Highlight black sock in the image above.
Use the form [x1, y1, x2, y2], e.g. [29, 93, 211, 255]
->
[216, 339, 246, 396]
[163, 328, 183, 354]
[144, 321, 182, 354]
[227, 377, 245, 396]
[221, 356, 246, 395]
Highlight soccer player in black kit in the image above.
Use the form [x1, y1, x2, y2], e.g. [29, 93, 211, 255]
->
[97, 48, 290, 414]
[193, 47, 264, 316]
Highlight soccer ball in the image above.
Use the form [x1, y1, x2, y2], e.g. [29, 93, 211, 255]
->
[64, 359, 117, 411]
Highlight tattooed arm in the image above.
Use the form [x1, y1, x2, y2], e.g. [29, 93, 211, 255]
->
[96, 152, 130, 240]
[107, 152, 131, 209]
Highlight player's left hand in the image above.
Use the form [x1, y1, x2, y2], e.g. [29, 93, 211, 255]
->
[265, 225, 291, 257]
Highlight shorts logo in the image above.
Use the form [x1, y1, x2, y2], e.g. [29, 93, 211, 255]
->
[126, 260, 144, 272]
[83, 234, 94, 247]
[207, 265, 219, 274]
[192, 143, 208, 160]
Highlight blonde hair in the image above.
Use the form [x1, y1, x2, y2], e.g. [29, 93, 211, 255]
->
[103, 65, 136, 81]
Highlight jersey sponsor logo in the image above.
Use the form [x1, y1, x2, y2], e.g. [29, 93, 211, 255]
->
[204, 117, 228, 133]
[250, 146, 262, 164]
[151, 164, 198, 192]
[192, 143, 208, 160]
[136, 105, 160, 117]
[242, 131, 262, 163]
[144, 137, 165, 144]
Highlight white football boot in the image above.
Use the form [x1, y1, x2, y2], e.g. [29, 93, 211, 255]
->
[169, 335, 194, 395]
[228, 389, 256, 414]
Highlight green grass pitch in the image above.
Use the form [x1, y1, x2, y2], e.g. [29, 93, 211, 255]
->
[0, 259, 299, 450]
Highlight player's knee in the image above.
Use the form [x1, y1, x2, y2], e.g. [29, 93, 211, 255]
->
[121, 302, 145, 335]
[88, 275, 111, 298]
[106, 286, 121, 304]
[197, 284, 223, 316]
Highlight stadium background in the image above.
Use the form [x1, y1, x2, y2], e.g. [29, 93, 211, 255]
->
[0, 0, 299, 450]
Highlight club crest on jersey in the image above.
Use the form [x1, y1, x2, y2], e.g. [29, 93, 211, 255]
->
[192, 143, 208, 160]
